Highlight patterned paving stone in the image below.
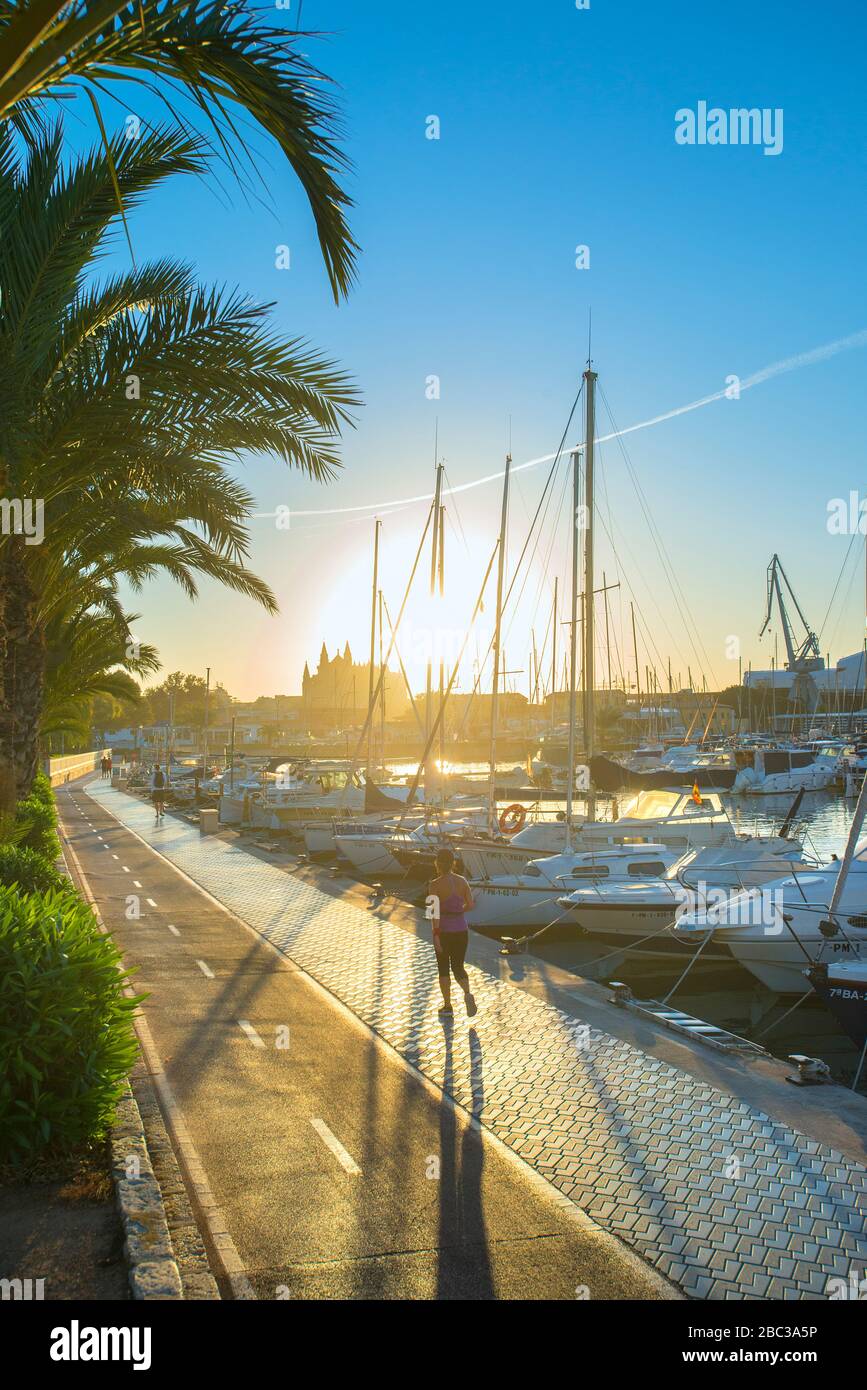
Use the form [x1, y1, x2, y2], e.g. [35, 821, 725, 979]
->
[88, 785, 867, 1301]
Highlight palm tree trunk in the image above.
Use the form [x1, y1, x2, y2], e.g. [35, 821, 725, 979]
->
[0, 537, 44, 799]
[0, 537, 15, 815]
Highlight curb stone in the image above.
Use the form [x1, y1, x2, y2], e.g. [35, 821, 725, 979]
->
[129, 1061, 221, 1299]
[111, 1085, 183, 1300]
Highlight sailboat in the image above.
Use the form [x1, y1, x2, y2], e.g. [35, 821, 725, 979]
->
[673, 775, 867, 993]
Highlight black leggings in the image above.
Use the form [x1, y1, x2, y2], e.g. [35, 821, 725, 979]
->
[434, 930, 469, 985]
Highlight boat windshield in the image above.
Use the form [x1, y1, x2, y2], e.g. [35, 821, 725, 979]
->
[618, 790, 723, 821]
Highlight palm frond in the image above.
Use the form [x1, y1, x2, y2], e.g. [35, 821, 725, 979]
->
[0, 1, 358, 300]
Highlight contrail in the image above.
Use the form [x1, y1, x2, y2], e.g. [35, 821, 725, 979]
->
[256, 327, 867, 520]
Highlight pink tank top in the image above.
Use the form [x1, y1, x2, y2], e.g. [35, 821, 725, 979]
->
[438, 890, 467, 933]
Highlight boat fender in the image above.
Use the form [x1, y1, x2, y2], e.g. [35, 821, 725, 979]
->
[499, 803, 527, 835]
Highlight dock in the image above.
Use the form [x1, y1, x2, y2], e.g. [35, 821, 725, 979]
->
[82, 780, 867, 1299]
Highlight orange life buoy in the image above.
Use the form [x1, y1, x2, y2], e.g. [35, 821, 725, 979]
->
[499, 803, 527, 835]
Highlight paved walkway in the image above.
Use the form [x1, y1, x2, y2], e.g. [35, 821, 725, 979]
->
[88, 783, 867, 1299]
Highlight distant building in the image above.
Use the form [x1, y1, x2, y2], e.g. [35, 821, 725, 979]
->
[744, 649, 866, 694]
[301, 643, 409, 723]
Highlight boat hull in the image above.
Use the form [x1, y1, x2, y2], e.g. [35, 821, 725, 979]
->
[334, 835, 404, 877]
[724, 936, 867, 994]
[807, 966, 867, 1046]
[589, 755, 738, 794]
[468, 883, 566, 933]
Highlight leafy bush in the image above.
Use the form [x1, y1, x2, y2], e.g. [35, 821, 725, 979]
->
[0, 844, 63, 895]
[28, 771, 54, 806]
[0, 887, 141, 1163]
[14, 779, 61, 863]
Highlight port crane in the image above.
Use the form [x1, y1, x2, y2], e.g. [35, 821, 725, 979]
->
[759, 554, 824, 712]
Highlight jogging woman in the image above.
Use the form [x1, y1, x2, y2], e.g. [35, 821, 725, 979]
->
[428, 846, 477, 1017]
[150, 764, 166, 821]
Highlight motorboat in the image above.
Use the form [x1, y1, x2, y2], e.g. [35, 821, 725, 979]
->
[806, 959, 867, 1049]
[554, 836, 812, 959]
[456, 788, 739, 882]
[467, 843, 676, 935]
[303, 815, 390, 859]
[673, 845, 867, 993]
[590, 747, 740, 793]
[333, 817, 426, 875]
[732, 747, 840, 795]
[332, 800, 487, 877]
[840, 744, 867, 798]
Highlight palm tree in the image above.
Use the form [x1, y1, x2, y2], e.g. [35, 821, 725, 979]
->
[41, 599, 160, 747]
[0, 0, 357, 300]
[0, 122, 359, 796]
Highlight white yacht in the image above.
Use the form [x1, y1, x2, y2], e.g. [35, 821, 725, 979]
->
[457, 789, 738, 882]
[220, 762, 406, 828]
[806, 958, 867, 1048]
[468, 843, 675, 935]
[554, 837, 811, 959]
[673, 846, 867, 993]
[334, 800, 489, 877]
[334, 818, 427, 876]
[303, 814, 396, 859]
[732, 747, 840, 795]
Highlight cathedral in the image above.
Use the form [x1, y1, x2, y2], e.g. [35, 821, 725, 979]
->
[301, 643, 409, 717]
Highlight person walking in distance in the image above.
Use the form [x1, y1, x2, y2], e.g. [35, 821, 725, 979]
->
[428, 846, 477, 1017]
[150, 764, 166, 821]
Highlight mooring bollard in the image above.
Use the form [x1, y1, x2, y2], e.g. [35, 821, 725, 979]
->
[199, 808, 219, 835]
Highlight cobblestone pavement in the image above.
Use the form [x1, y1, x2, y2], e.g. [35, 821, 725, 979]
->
[88, 784, 867, 1300]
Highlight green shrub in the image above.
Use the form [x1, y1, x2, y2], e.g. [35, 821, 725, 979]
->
[14, 784, 61, 863]
[0, 844, 63, 895]
[0, 886, 141, 1163]
[28, 771, 55, 807]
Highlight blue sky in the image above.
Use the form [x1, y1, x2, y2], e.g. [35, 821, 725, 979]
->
[71, 0, 867, 700]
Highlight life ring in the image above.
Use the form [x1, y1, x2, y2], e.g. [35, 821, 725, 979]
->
[499, 803, 527, 835]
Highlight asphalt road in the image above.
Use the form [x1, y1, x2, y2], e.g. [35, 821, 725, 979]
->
[58, 782, 670, 1301]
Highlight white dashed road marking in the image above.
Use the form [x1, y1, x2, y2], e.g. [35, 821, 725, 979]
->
[196, 959, 215, 979]
[310, 1119, 362, 1176]
[167, 924, 181, 937]
[237, 1020, 266, 1049]
[146, 898, 157, 907]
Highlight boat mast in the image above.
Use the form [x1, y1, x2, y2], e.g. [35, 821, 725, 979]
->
[603, 569, 612, 692]
[378, 588, 385, 767]
[566, 446, 581, 849]
[488, 455, 511, 831]
[531, 627, 539, 705]
[425, 462, 444, 793]
[438, 501, 445, 807]
[551, 577, 558, 734]
[366, 517, 381, 776]
[583, 365, 597, 817]
[631, 602, 641, 741]
[828, 769, 867, 919]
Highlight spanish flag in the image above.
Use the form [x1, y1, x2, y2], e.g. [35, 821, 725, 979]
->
[692, 781, 703, 805]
